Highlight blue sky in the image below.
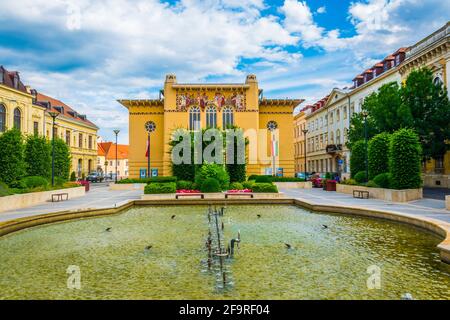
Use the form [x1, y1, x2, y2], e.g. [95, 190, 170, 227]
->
[0, 0, 448, 143]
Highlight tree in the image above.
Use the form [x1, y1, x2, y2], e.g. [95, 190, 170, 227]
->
[368, 132, 391, 180]
[389, 129, 422, 189]
[225, 127, 246, 182]
[0, 129, 25, 185]
[350, 140, 366, 178]
[53, 138, 71, 181]
[346, 110, 378, 151]
[24, 135, 51, 179]
[401, 68, 450, 160]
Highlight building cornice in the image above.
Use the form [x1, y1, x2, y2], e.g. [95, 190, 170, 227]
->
[118, 99, 164, 108]
[0, 84, 34, 99]
[259, 98, 304, 108]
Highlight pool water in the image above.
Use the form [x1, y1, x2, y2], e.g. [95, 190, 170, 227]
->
[0, 205, 449, 299]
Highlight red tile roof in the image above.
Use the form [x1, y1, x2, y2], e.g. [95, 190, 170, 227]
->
[98, 142, 128, 160]
[36, 92, 98, 128]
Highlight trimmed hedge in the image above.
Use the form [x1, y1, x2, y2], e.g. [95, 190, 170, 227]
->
[350, 140, 366, 178]
[200, 178, 221, 193]
[368, 133, 391, 180]
[195, 163, 229, 191]
[24, 135, 51, 179]
[251, 183, 278, 193]
[21, 176, 49, 189]
[373, 173, 392, 189]
[144, 182, 176, 194]
[242, 180, 255, 190]
[366, 180, 379, 188]
[0, 129, 25, 185]
[117, 176, 177, 184]
[389, 129, 422, 189]
[248, 175, 306, 182]
[354, 171, 366, 184]
[176, 180, 193, 190]
[229, 182, 244, 190]
[254, 175, 271, 183]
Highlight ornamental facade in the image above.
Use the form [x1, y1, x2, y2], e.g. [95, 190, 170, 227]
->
[119, 74, 302, 178]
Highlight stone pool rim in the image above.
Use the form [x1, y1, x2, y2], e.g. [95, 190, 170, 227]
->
[0, 197, 449, 264]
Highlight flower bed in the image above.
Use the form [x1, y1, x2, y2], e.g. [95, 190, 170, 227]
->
[226, 189, 252, 193]
[176, 189, 201, 194]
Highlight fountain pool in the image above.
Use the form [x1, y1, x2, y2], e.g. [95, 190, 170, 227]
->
[0, 205, 449, 299]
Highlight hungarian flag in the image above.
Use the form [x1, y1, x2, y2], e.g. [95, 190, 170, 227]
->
[271, 134, 278, 157]
[145, 140, 150, 158]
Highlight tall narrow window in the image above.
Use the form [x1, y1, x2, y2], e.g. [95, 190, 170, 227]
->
[222, 106, 234, 128]
[0, 104, 6, 132]
[79, 133, 83, 148]
[33, 121, 39, 135]
[189, 106, 201, 131]
[66, 130, 71, 146]
[336, 129, 341, 145]
[13, 108, 21, 130]
[206, 106, 217, 128]
[88, 136, 93, 149]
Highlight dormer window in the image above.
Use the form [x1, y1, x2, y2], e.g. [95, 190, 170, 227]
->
[395, 55, 400, 66]
[13, 74, 19, 89]
[0, 69, 4, 84]
[373, 69, 377, 78]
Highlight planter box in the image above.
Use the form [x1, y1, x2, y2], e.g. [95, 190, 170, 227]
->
[273, 182, 312, 189]
[336, 184, 422, 202]
[141, 192, 287, 200]
[0, 186, 85, 213]
[109, 183, 146, 191]
[446, 195, 450, 211]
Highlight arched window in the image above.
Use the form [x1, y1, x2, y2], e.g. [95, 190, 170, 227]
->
[189, 106, 201, 131]
[206, 106, 217, 128]
[336, 129, 341, 144]
[222, 106, 234, 128]
[330, 131, 334, 144]
[433, 76, 443, 87]
[0, 104, 5, 132]
[13, 108, 21, 130]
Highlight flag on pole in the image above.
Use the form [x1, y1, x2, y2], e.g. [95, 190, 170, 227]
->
[271, 134, 278, 157]
[145, 139, 149, 158]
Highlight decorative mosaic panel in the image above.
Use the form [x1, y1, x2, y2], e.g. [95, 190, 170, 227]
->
[176, 92, 246, 112]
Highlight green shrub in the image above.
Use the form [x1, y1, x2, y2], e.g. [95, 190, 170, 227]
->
[70, 171, 77, 181]
[21, 176, 49, 189]
[0, 181, 12, 197]
[195, 163, 229, 191]
[270, 177, 306, 182]
[117, 176, 177, 184]
[350, 140, 366, 178]
[354, 171, 367, 184]
[373, 173, 392, 189]
[144, 182, 176, 194]
[342, 179, 358, 185]
[0, 129, 25, 185]
[242, 180, 255, 189]
[53, 138, 71, 181]
[200, 178, 221, 193]
[24, 135, 51, 179]
[389, 129, 422, 189]
[251, 183, 278, 193]
[366, 180, 379, 188]
[9, 180, 27, 189]
[229, 182, 244, 190]
[255, 175, 271, 183]
[248, 175, 259, 181]
[176, 180, 193, 190]
[54, 177, 66, 188]
[368, 133, 391, 179]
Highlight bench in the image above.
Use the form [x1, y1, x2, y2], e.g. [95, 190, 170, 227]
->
[175, 193, 204, 199]
[225, 193, 254, 199]
[353, 190, 369, 199]
[52, 193, 69, 202]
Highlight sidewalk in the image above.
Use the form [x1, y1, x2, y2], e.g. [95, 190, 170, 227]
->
[0, 185, 142, 222]
[280, 188, 450, 223]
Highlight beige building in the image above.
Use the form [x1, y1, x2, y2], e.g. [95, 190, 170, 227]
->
[0, 65, 99, 179]
[97, 142, 129, 179]
[293, 111, 307, 174]
[399, 22, 450, 187]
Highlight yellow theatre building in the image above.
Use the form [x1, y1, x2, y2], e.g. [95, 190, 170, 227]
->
[0, 65, 99, 179]
[119, 74, 302, 178]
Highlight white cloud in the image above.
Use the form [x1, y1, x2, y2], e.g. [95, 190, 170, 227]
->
[316, 6, 326, 14]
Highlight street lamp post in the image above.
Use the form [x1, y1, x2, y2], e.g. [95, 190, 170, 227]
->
[145, 121, 156, 178]
[48, 111, 59, 187]
[362, 111, 369, 183]
[113, 130, 120, 183]
[302, 129, 308, 181]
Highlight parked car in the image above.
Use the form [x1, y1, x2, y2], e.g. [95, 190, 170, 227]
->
[86, 172, 104, 183]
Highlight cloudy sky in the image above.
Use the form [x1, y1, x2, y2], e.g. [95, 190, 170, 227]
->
[0, 0, 448, 143]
